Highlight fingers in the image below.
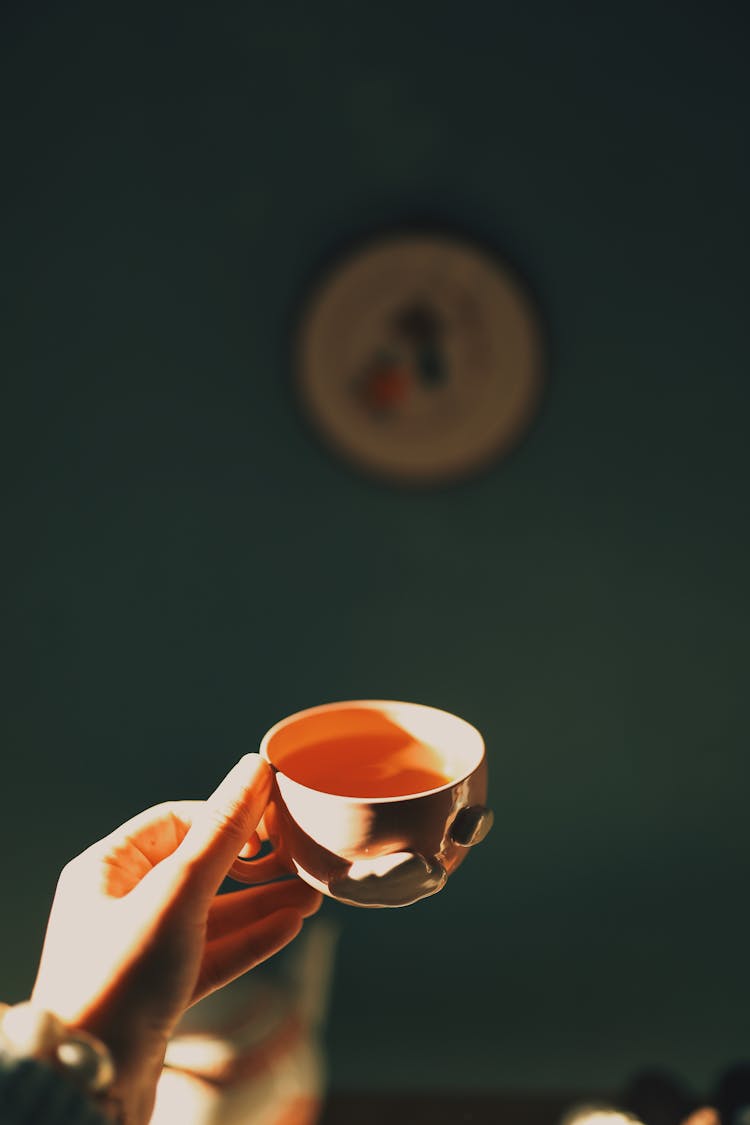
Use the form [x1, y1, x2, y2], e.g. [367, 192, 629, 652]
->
[174, 755, 273, 898]
[59, 801, 203, 899]
[226, 851, 290, 885]
[192, 909, 306, 1005]
[64, 757, 273, 908]
[109, 801, 199, 867]
[237, 832, 262, 859]
[206, 880, 322, 943]
[75, 801, 201, 868]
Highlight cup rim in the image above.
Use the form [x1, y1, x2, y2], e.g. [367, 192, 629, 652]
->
[259, 698, 485, 803]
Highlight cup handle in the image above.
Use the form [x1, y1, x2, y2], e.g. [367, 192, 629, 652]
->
[226, 808, 294, 884]
[328, 851, 447, 908]
[450, 805, 494, 847]
[227, 843, 293, 884]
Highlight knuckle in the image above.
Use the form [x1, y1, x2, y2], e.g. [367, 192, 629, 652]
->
[205, 802, 249, 844]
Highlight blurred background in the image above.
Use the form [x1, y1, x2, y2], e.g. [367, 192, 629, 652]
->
[1, 0, 748, 1110]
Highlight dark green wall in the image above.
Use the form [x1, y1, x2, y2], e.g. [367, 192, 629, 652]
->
[1, 0, 748, 1095]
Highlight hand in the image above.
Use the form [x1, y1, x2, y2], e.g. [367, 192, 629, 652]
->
[31, 754, 322, 1124]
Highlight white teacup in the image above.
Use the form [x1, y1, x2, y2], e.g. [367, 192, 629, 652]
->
[232, 700, 492, 908]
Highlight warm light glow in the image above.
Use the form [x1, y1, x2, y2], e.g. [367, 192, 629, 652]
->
[682, 1110, 721, 1125]
[560, 1108, 643, 1125]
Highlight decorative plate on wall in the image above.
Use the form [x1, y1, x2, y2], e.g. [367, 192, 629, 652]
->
[295, 233, 546, 485]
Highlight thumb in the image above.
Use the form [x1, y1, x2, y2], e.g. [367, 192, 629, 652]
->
[174, 754, 273, 898]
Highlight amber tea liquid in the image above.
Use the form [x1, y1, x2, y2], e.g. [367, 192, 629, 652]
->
[279, 731, 450, 798]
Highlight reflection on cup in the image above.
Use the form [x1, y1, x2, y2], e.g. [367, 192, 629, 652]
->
[237, 700, 493, 909]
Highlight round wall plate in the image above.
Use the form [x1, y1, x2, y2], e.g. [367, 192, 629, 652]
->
[295, 233, 546, 485]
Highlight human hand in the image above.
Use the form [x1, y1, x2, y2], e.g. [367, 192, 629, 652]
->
[31, 754, 322, 1124]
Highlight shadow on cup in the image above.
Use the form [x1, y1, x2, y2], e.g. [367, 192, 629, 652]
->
[232, 700, 493, 909]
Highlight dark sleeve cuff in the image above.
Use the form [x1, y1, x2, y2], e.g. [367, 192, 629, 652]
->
[0, 1049, 112, 1124]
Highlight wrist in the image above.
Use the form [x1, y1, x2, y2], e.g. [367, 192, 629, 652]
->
[103, 1052, 165, 1125]
[76, 1011, 167, 1125]
[0, 1001, 137, 1123]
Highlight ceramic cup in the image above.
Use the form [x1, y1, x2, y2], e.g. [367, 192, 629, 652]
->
[231, 700, 492, 908]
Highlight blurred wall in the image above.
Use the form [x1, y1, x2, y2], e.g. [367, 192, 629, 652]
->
[1, 0, 748, 1094]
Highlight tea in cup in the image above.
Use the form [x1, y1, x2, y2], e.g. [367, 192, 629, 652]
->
[232, 700, 492, 908]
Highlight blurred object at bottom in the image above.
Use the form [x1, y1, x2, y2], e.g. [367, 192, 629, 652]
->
[558, 1061, 750, 1125]
[621, 1069, 693, 1125]
[681, 1110, 721, 1125]
[559, 1105, 643, 1124]
[320, 1092, 585, 1124]
[713, 1063, 750, 1125]
[151, 919, 338, 1125]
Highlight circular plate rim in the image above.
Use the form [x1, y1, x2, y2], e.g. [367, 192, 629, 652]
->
[293, 230, 548, 487]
